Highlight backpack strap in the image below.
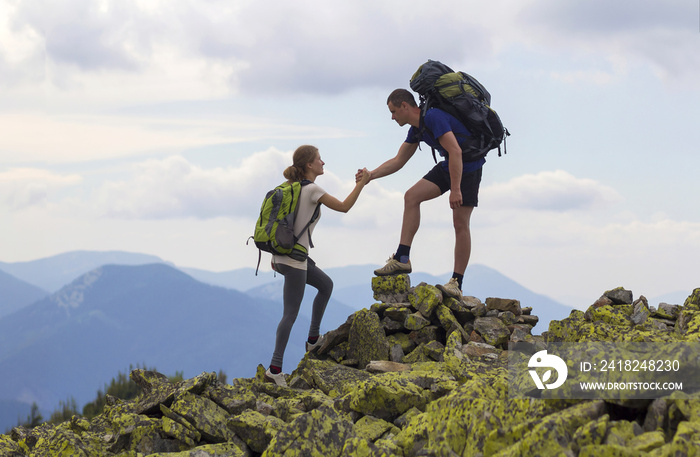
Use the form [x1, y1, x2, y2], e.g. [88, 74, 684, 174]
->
[245, 236, 263, 276]
[420, 106, 503, 163]
[416, 98, 440, 163]
[293, 180, 321, 254]
[499, 128, 511, 157]
[295, 202, 321, 249]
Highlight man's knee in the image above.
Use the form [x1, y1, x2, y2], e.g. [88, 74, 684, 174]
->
[404, 189, 421, 207]
[453, 207, 473, 232]
[405, 181, 439, 207]
[454, 221, 470, 236]
[403, 187, 435, 206]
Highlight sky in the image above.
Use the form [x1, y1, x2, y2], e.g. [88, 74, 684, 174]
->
[1, 0, 699, 309]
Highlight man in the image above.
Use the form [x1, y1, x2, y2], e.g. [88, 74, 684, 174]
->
[361, 88, 485, 299]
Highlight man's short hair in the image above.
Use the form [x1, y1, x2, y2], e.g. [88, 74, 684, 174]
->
[387, 89, 417, 108]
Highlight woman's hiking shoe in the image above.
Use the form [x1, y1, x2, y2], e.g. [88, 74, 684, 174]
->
[437, 278, 463, 300]
[306, 334, 325, 352]
[374, 257, 412, 276]
[264, 369, 288, 387]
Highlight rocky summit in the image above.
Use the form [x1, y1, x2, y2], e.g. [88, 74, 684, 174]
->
[3, 276, 700, 456]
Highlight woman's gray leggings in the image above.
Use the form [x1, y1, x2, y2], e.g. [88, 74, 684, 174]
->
[270, 258, 333, 368]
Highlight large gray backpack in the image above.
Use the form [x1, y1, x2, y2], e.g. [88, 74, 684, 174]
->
[410, 59, 510, 162]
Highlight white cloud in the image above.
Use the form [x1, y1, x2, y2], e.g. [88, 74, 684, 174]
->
[0, 1, 511, 99]
[520, 0, 693, 35]
[481, 170, 624, 212]
[95, 149, 406, 226]
[7, 0, 168, 73]
[469, 207, 700, 307]
[1, 0, 239, 102]
[97, 149, 291, 219]
[3, 0, 697, 104]
[0, 114, 222, 163]
[515, 0, 700, 88]
[0, 113, 354, 164]
[0, 167, 82, 209]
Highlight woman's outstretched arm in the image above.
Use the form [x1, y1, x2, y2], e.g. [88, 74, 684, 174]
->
[318, 168, 370, 213]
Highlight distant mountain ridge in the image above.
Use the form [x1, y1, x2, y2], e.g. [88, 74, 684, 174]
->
[0, 251, 576, 333]
[0, 269, 48, 319]
[0, 263, 309, 432]
[0, 250, 575, 321]
[0, 251, 167, 293]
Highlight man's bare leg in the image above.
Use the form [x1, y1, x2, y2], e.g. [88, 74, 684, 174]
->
[436, 205, 474, 298]
[374, 179, 441, 276]
[452, 205, 474, 275]
[399, 178, 442, 246]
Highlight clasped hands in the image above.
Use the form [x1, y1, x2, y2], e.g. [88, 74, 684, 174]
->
[355, 168, 371, 184]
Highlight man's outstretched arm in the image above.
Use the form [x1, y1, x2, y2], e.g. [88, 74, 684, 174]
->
[365, 142, 419, 182]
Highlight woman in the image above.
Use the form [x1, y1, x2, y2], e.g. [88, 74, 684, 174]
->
[266, 145, 370, 386]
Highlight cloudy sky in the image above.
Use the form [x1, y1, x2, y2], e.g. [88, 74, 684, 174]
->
[1, 0, 699, 308]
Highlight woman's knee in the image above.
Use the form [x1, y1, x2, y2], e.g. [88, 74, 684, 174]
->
[307, 265, 333, 296]
[318, 276, 333, 298]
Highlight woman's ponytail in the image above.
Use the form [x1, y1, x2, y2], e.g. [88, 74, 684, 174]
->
[284, 145, 319, 182]
[283, 164, 304, 182]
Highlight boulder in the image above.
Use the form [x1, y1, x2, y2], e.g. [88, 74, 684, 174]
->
[372, 274, 410, 303]
[169, 391, 236, 443]
[264, 404, 354, 456]
[434, 304, 460, 332]
[383, 304, 412, 322]
[473, 316, 511, 347]
[353, 414, 395, 442]
[347, 309, 390, 368]
[365, 360, 411, 373]
[485, 297, 522, 316]
[684, 288, 700, 311]
[604, 287, 634, 305]
[227, 410, 282, 453]
[404, 311, 431, 330]
[630, 297, 651, 325]
[408, 283, 443, 318]
[342, 373, 431, 421]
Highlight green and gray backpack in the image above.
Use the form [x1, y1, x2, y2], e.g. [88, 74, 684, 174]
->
[249, 180, 320, 274]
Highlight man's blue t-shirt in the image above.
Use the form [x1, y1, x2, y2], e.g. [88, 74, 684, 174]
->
[406, 108, 485, 172]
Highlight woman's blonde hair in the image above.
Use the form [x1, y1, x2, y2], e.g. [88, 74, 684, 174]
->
[283, 145, 319, 182]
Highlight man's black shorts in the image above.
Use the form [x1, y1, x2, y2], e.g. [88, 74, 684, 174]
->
[423, 162, 483, 207]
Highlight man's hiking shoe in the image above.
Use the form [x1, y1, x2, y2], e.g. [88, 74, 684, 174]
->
[374, 257, 412, 276]
[306, 334, 325, 352]
[437, 278, 463, 300]
[264, 369, 287, 387]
